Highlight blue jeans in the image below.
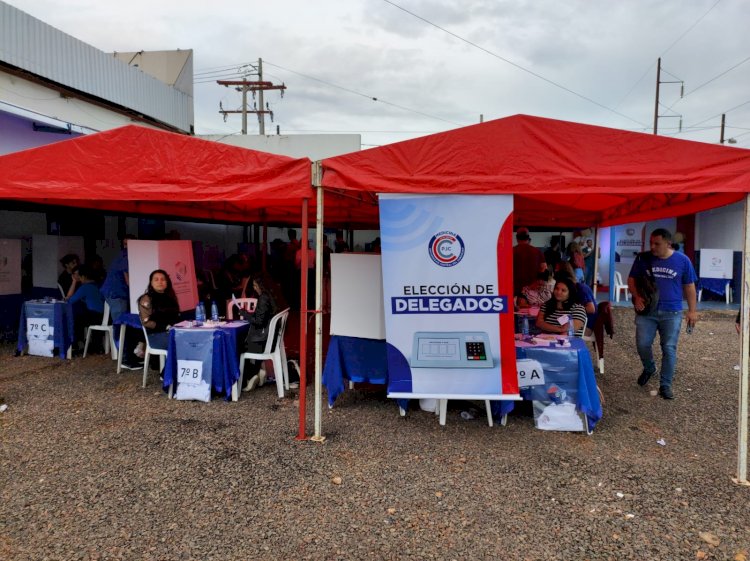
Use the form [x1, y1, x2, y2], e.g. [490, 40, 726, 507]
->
[635, 310, 683, 387]
[106, 297, 129, 322]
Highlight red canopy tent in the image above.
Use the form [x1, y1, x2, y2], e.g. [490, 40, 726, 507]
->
[321, 114, 750, 228]
[318, 114, 750, 481]
[0, 124, 313, 222]
[0, 124, 321, 440]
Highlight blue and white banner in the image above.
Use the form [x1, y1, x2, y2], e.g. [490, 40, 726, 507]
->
[379, 194, 519, 400]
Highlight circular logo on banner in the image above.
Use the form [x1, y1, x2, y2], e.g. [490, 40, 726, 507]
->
[626, 228, 635, 236]
[428, 231, 465, 267]
[174, 261, 188, 282]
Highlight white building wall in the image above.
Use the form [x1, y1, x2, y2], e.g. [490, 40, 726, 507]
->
[696, 201, 745, 251]
[200, 134, 361, 161]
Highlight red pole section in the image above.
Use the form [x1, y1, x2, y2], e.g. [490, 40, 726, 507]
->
[297, 198, 309, 440]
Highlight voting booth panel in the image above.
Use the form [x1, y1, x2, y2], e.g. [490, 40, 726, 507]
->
[32, 235, 84, 289]
[128, 240, 199, 313]
[0, 239, 22, 296]
[329, 254, 385, 340]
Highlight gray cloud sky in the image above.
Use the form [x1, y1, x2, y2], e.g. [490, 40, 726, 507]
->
[8, 0, 750, 148]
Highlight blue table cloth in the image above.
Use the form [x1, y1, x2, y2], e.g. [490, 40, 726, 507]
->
[699, 277, 732, 297]
[494, 338, 602, 431]
[17, 300, 74, 359]
[323, 335, 390, 406]
[164, 322, 249, 401]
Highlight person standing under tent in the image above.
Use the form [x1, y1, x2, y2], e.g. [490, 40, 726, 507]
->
[513, 227, 546, 297]
[628, 228, 698, 400]
[101, 236, 134, 322]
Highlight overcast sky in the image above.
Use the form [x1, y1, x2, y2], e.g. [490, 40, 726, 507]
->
[8, 0, 750, 148]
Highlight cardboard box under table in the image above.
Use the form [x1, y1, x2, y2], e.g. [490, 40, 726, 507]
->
[17, 299, 74, 358]
[163, 321, 249, 402]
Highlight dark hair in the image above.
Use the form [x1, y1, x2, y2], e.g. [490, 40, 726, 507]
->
[75, 264, 93, 279]
[288, 229, 298, 240]
[145, 269, 177, 301]
[651, 228, 672, 241]
[543, 277, 579, 321]
[554, 262, 577, 284]
[60, 253, 79, 266]
[537, 269, 551, 281]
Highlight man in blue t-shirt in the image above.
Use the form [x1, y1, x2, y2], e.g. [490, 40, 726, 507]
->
[628, 228, 698, 400]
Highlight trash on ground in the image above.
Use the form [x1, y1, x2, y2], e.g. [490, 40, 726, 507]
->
[657, 438, 666, 446]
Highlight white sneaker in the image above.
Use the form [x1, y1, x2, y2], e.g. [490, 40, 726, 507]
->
[242, 374, 259, 392]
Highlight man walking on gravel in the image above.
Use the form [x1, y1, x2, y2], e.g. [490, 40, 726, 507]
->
[628, 228, 698, 400]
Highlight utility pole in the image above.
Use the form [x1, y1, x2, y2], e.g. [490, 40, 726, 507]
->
[653, 57, 684, 135]
[721, 113, 726, 144]
[218, 58, 286, 135]
[653, 58, 661, 135]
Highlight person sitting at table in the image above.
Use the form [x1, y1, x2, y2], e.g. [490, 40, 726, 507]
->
[567, 241, 586, 282]
[555, 262, 597, 335]
[237, 274, 277, 392]
[518, 270, 554, 308]
[138, 269, 180, 352]
[67, 265, 105, 353]
[58, 253, 80, 298]
[535, 277, 587, 337]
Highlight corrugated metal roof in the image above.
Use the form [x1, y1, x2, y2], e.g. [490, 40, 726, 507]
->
[0, 1, 193, 132]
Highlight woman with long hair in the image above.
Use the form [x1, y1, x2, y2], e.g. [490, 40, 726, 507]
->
[535, 277, 587, 337]
[238, 274, 277, 391]
[138, 269, 180, 350]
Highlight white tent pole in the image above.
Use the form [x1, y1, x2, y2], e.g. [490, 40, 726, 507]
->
[736, 193, 750, 484]
[312, 162, 325, 442]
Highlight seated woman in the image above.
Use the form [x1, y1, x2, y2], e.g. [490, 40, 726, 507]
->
[58, 253, 80, 298]
[535, 277, 587, 337]
[66, 265, 105, 352]
[138, 269, 180, 351]
[555, 262, 597, 334]
[518, 270, 554, 308]
[237, 274, 277, 392]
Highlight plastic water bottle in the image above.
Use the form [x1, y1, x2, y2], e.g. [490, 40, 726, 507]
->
[210, 301, 219, 322]
[568, 318, 576, 338]
[195, 302, 205, 323]
[521, 315, 530, 336]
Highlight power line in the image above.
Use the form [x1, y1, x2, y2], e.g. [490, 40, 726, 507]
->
[381, 0, 647, 127]
[615, 0, 722, 108]
[683, 54, 750, 98]
[264, 60, 463, 126]
[684, 98, 750, 130]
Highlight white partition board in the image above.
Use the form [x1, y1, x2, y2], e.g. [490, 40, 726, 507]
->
[32, 235, 84, 288]
[699, 248, 734, 279]
[330, 254, 385, 339]
[0, 239, 22, 295]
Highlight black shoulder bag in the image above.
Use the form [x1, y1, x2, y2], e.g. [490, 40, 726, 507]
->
[634, 251, 659, 316]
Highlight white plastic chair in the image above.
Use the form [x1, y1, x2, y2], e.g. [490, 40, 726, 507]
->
[57, 283, 66, 299]
[141, 325, 168, 388]
[236, 308, 290, 400]
[83, 301, 116, 359]
[614, 271, 629, 302]
[581, 331, 604, 374]
[226, 297, 257, 320]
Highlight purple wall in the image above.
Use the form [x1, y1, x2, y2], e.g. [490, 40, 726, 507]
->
[0, 110, 82, 156]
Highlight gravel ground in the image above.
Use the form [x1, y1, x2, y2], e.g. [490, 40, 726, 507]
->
[1, 307, 749, 561]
